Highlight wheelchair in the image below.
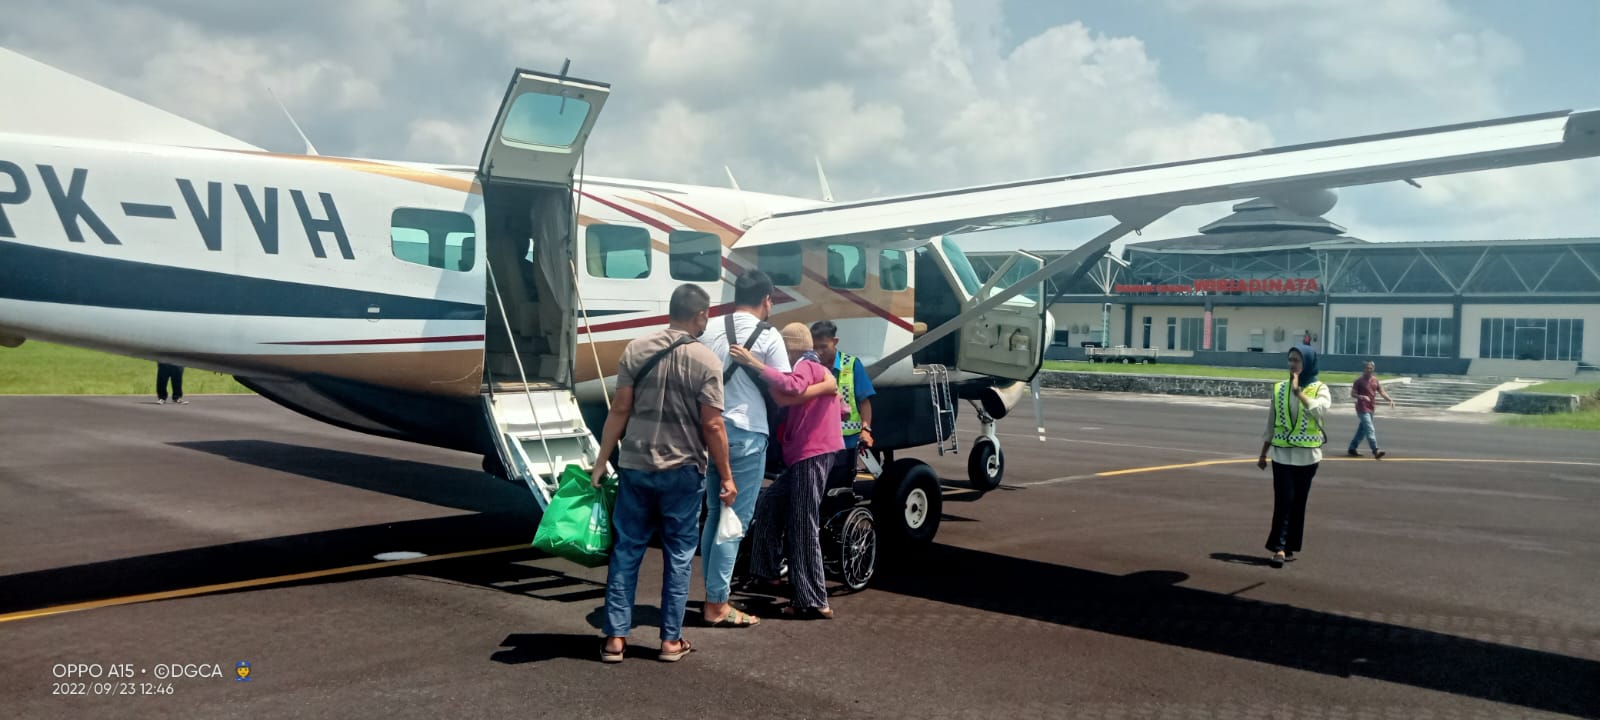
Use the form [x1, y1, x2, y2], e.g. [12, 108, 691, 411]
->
[731, 447, 878, 593]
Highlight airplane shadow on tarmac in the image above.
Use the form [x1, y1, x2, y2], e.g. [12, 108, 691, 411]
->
[170, 439, 534, 515]
[6, 441, 1597, 716]
[872, 543, 1600, 719]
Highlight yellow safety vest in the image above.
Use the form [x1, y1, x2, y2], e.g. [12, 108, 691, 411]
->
[1271, 380, 1325, 448]
[838, 352, 863, 437]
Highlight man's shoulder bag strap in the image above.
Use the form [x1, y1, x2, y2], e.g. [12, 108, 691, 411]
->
[633, 335, 697, 389]
[721, 313, 773, 385]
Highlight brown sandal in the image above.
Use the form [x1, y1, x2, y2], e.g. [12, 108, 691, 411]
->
[658, 638, 694, 662]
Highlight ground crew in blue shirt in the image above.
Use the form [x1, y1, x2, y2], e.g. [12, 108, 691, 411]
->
[810, 321, 876, 491]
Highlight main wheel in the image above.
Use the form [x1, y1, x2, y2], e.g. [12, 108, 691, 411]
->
[834, 506, 876, 591]
[872, 458, 943, 547]
[967, 437, 1004, 492]
[482, 453, 509, 481]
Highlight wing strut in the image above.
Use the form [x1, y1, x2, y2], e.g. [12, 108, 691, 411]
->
[866, 207, 1171, 378]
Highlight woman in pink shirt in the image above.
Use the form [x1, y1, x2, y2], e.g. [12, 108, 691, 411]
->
[729, 322, 845, 619]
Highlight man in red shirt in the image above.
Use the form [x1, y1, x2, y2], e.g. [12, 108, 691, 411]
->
[1347, 361, 1394, 459]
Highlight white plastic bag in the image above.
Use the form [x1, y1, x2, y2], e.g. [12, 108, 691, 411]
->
[715, 503, 744, 544]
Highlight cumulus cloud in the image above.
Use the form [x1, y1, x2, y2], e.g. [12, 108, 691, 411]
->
[1, 0, 1592, 250]
[1166, 0, 1600, 242]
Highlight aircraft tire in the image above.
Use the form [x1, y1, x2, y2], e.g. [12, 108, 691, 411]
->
[482, 453, 509, 481]
[872, 459, 942, 547]
[967, 437, 1004, 493]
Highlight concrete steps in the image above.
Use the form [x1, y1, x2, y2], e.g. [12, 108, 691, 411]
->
[1382, 377, 1510, 409]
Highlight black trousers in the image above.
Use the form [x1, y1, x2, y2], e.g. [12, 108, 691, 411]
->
[1266, 461, 1318, 553]
[156, 363, 185, 400]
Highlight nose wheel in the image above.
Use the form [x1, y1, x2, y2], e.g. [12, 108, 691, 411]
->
[967, 437, 1004, 492]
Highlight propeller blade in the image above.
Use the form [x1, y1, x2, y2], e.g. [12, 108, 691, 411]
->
[1031, 374, 1046, 442]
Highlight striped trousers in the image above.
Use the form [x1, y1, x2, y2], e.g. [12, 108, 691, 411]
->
[749, 452, 834, 610]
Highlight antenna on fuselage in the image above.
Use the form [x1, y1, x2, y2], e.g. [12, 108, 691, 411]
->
[267, 87, 319, 156]
[724, 166, 742, 191]
[814, 155, 834, 202]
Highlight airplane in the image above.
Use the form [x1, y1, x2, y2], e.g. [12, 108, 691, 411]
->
[2, 47, 1598, 558]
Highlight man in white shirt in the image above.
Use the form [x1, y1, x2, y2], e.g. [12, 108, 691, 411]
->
[696, 270, 791, 627]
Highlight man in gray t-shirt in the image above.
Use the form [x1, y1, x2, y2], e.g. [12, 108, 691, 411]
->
[592, 284, 734, 664]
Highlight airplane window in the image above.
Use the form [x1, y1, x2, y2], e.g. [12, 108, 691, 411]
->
[501, 92, 591, 149]
[827, 244, 866, 289]
[586, 224, 652, 279]
[880, 249, 908, 291]
[757, 244, 803, 286]
[390, 208, 476, 272]
[669, 231, 721, 282]
[940, 236, 982, 295]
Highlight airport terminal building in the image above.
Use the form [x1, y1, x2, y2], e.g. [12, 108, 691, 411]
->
[972, 199, 1600, 378]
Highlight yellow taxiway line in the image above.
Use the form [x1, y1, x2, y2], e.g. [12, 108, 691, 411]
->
[1094, 457, 1600, 478]
[6, 456, 1597, 624]
[0, 544, 528, 625]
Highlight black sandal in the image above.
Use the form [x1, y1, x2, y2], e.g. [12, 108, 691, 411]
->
[781, 605, 834, 620]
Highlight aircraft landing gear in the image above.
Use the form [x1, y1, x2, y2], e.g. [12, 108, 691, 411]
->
[482, 453, 510, 482]
[966, 413, 1005, 493]
[870, 457, 943, 547]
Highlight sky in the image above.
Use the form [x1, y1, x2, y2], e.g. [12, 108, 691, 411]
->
[2, 0, 1596, 253]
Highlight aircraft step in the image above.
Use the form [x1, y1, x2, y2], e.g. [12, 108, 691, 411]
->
[481, 388, 600, 511]
[482, 381, 565, 394]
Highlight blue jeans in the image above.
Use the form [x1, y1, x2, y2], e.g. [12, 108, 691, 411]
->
[700, 425, 768, 604]
[604, 465, 703, 642]
[1348, 412, 1379, 452]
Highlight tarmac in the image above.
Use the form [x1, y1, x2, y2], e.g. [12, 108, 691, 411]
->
[1, 392, 1597, 719]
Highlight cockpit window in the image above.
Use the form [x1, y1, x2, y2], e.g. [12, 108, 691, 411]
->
[879, 249, 909, 291]
[941, 236, 982, 296]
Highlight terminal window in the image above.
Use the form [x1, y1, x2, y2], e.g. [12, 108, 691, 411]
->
[1334, 317, 1382, 356]
[1179, 318, 1203, 351]
[1402, 317, 1453, 358]
[1479, 318, 1584, 361]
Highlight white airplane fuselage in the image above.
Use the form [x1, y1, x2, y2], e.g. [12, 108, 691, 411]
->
[0, 131, 985, 455]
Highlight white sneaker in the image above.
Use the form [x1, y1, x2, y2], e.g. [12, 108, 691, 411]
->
[156, 399, 166, 405]
[174, 399, 190, 405]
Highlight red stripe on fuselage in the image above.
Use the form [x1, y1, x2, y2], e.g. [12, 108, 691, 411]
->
[265, 334, 485, 346]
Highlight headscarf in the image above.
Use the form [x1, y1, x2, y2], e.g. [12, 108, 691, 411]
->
[1290, 343, 1319, 386]
[780, 322, 820, 364]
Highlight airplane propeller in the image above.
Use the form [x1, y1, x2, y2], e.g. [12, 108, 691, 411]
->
[1030, 373, 1046, 442]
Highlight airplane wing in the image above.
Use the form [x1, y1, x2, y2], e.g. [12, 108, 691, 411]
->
[0, 47, 261, 151]
[735, 109, 1600, 247]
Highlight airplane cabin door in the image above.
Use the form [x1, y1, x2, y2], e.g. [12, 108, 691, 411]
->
[956, 252, 1050, 381]
[478, 69, 610, 187]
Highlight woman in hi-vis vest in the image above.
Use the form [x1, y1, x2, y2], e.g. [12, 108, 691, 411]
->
[1256, 344, 1331, 567]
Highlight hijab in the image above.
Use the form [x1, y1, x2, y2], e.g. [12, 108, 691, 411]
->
[1290, 343, 1319, 386]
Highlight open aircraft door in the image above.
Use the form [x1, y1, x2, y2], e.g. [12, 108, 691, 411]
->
[956, 252, 1051, 382]
[478, 68, 609, 187]
[476, 68, 611, 510]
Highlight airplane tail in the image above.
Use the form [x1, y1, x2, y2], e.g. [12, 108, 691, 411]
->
[0, 47, 260, 151]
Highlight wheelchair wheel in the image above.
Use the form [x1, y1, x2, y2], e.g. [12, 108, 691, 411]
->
[831, 506, 876, 592]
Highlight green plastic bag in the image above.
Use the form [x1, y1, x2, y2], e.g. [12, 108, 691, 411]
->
[532, 464, 617, 568]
